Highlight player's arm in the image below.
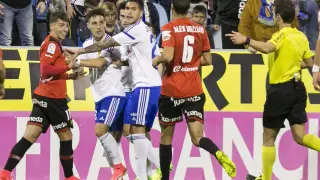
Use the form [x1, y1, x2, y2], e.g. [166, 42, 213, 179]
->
[311, 34, 320, 91]
[77, 57, 107, 68]
[201, 52, 212, 66]
[78, 38, 121, 55]
[152, 47, 174, 66]
[153, 27, 175, 66]
[301, 57, 313, 69]
[225, 31, 276, 54]
[40, 42, 72, 77]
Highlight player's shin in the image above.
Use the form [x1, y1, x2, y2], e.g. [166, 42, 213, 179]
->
[199, 137, 220, 157]
[262, 146, 276, 180]
[60, 140, 74, 178]
[159, 144, 172, 180]
[132, 134, 149, 180]
[146, 140, 160, 169]
[99, 133, 122, 166]
[4, 137, 33, 172]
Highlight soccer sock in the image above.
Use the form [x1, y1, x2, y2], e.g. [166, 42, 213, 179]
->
[302, 134, 320, 151]
[262, 146, 276, 180]
[199, 137, 220, 158]
[147, 159, 153, 177]
[132, 134, 148, 180]
[4, 137, 33, 171]
[147, 139, 160, 169]
[105, 150, 113, 166]
[159, 144, 172, 180]
[60, 140, 74, 178]
[99, 133, 122, 165]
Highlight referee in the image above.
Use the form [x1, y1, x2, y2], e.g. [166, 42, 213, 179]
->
[226, 0, 320, 179]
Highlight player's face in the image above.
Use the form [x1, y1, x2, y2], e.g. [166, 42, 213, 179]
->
[125, 2, 142, 25]
[88, 15, 107, 40]
[119, 9, 130, 28]
[50, 19, 69, 41]
[191, 12, 206, 25]
[105, 11, 116, 27]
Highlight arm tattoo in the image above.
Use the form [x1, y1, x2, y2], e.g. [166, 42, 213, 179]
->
[82, 38, 121, 54]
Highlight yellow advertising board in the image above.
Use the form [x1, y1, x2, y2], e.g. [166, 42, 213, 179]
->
[1, 47, 319, 112]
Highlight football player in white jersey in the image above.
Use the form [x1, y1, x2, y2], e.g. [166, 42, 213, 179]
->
[73, 8, 127, 180]
[68, 1, 162, 179]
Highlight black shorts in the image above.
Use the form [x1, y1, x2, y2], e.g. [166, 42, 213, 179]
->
[263, 80, 307, 129]
[158, 93, 205, 125]
[28, 94, 73, 133]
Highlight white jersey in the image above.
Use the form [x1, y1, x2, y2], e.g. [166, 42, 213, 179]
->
[80, 35, 125, 102]
[113, 20, 162, 90]
[120, 46, 133, 93]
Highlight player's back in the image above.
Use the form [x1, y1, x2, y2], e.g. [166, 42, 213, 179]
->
[161, 18, 211, 98]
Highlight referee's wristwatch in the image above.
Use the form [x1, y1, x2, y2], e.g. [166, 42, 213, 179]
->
[244, 37, 251, 45]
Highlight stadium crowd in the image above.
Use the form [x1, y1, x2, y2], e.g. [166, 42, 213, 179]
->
[0, 0, 319, 49]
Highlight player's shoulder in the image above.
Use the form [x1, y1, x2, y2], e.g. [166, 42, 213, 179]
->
[83, 37, 94, 48]
[41, 37, 62, 55]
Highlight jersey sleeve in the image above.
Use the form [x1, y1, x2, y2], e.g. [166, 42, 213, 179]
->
[161, 24, 175, 48]
[202, 28, 211, 52]
[268, 31, 284, 46]
[113, 25, 143, 46]
[154, 45, 161, 56]
[303, 38, 315, 59]
[40, 41, 62, 65]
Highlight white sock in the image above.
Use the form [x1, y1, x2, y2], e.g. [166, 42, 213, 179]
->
[104, 141, 121, 167]
[146, 139, 160, 169]
[147, 159, 153, 177]
[132, 134, 148, 180]
[99, 133, 122, 165]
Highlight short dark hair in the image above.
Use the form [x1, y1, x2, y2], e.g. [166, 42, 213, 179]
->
[50, 11, 69, 24]
[118, 1, 126, 19]
[274, 0, 296, 23]
[192, 5, 207, 17]
[86, 8, 107, 21]
[126, 0, 144, 10]
[84, 0, 99, 11]
[172, 0, 190, 15]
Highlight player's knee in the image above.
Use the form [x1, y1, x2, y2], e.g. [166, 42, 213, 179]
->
[191, 136, 202, 147]
[122, 124, 131, 137]
[57, 129, 73, 141]
[160, 134, 173, 145]
[293, 134, 304, 145]
[95, 124, 108, 138]
[24, 132, 41, 143]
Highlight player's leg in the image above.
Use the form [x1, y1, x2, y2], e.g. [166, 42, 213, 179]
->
[48, 98, 79, 180]
[158, 95, 183, 180]
[291, 123, 320, 151]
[95, 97, 127, 179]
[0, 100, 49, 179]
[184, 93, 236, 178]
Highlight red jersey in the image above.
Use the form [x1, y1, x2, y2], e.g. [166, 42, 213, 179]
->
[161, 18, 211, 98]
[34, 35, 70, 99]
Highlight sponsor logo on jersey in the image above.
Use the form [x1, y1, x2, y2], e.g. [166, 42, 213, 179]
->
[47, 43, 56, 54]
[162, 31, 171, 41]
[173, 66, 199, 73]
[52, 122, 68, 130]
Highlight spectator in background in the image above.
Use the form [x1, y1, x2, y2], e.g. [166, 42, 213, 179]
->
[100, 2, 120, 35]
[297, 0, 319, 50]
[69, 0, 86, 46]
[0, 0, 46, 46]
[32, 0, 50, 46]
[238, 0, 299, 52]
[191, 5, 215, 48]
[0, 4, 4, 16]
[214, 0, 246, 49]
[188, 0, 209, 24]
[77, 0, 99, 46]
[143, 0, 161, 37]
[153, 0, 171, 20]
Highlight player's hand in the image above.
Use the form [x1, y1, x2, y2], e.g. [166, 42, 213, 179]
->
[0, 4, 4, 16]
[248, 46, 257, 54]
[312, 72, 320, 91]
[68, 71, 87, 80]
[152, 57, 160, 67]
[225, 31, 247, 45]
[36, 1, 46, 15]
[66, 3, 76, 19]
[213, 24, 220, 31]
[0, 83, 5, 99]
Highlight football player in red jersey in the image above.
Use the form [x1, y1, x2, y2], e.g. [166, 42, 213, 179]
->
[0, 11, 82, 180]
[152, 0, 236, 179]
[0, 49, 5, 99]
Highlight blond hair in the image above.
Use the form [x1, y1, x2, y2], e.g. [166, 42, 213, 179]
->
[99, 2, 117, 16]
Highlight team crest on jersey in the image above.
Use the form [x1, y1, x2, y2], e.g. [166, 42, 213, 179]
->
[162, 31, 171, 41]
[47, 43, 56, 54]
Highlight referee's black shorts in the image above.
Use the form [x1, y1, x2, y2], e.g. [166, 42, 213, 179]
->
[263, 80, 307, 129]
